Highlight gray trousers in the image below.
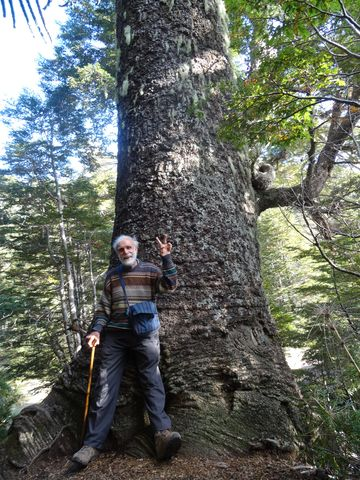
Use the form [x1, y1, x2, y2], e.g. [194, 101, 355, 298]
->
[84, 329, 171, 449]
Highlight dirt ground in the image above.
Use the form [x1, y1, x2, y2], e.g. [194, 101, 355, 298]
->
[20, 451, 320, 480]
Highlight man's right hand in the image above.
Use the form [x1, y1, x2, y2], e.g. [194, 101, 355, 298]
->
[86, 331, 100, 347]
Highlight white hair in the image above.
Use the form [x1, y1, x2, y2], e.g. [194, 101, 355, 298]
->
[112, 234, 139, 252]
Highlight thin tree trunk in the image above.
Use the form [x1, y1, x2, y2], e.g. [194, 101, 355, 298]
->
[74, 247, 86, 330]
[46, 311, 68, 367]
[44, 225, 76, 356]
[87, 241, 98, 312]
[59, 268, 77, 357]
[49, 148, 81, 350]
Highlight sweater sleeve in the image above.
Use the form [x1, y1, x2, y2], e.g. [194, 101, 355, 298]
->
[91, 274, 112, 333]
[156, 254, 178, 293]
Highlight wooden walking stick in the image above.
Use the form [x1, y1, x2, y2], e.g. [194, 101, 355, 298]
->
[63, 346, 97, 476]
[81, 345, 96, 445]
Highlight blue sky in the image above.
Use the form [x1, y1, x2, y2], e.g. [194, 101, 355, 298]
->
[0, 2, 67, 153]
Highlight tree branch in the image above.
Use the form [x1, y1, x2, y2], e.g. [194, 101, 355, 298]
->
[258, 184, 303, 212]
[338, 0, 360, 36]
[0, 311, 14, 321]
[332, 268, 359, 335]
[301, 205, 360, 279]
[313, 25, 360, 59]
[328, 321, 360, 376]
[298, 0, 360, 37]
[285, 93, 360, 109]
[259, 93, 360, 213]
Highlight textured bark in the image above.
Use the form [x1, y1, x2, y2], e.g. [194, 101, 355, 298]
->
[111, 0, 302, 456]
[0, 350, 88, 479]
[0, 1, 303, 477]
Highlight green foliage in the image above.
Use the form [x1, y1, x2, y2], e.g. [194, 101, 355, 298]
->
[259, 163, 360, 476]
[222, 0, 360, 150]
[259, 207, 319, 346]
[0, 169, 115, 380]
[37, 0, 117, 166]
[0, 0, 117, 381]
[302, 394, 360, 476]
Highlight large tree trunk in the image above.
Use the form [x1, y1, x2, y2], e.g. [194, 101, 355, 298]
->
[0, 1, 303, 477]
[111, 0, 302, 455]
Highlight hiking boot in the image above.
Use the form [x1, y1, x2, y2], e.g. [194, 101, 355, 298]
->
[72, 445, 99, 466]
[154, 429, 181, 460]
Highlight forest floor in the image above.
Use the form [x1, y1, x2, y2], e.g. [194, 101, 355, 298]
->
[20, 451, 320, 480]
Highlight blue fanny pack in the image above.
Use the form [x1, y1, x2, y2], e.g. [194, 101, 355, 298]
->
[118, 267, 160, 335]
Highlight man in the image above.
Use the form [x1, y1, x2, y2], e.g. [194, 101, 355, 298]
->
[72, 234, 181, 467]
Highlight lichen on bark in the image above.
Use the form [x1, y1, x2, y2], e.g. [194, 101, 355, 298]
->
[112, 0, 304, 456]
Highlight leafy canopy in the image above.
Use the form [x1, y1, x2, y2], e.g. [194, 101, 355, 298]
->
[223, 0, 360, 148]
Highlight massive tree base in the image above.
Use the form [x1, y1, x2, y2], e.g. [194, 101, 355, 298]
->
[0, 337, 304, 480]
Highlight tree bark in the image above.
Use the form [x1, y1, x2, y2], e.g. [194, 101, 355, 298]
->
[111, 0, 302, 455]
[87, 241, 98, 311]
[59, 268, 77, 357]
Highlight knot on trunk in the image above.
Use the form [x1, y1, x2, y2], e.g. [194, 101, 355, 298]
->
[252, 163, 276, 191]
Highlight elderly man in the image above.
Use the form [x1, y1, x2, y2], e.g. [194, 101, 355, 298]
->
[72, 234, 181, 466]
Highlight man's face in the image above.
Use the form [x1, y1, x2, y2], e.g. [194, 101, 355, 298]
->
[117, 238, 138, 267]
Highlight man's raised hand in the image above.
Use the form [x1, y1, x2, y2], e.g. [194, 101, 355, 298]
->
[156, 234, 173, 256]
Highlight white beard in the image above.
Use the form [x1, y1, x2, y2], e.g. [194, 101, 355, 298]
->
[120, 253, 138, 268]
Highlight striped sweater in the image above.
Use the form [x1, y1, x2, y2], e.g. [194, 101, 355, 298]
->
[92, 254, 177, 332]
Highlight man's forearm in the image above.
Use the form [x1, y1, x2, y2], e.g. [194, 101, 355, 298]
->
[91, 315, 108, 333]
[159, 254, 178, 291]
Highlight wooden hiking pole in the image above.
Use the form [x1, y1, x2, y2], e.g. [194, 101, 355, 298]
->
[81, 345, 96, 444]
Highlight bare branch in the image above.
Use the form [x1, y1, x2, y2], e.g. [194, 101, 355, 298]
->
[285, 93, 360, 109]
[301, 205, 360, 279]
[2, 0, 51, 38]
[9, 0, 16, 27]
[313, 24, 360, 59]
[279, 205, 314, 244]
[1, 0, 6, 18]
[328, 321, 360, 375]
[338, 0, 360, 36]
[298, 0, 360, 37]
[18, 0, 31, 29]
[332, 268, 359, 335]
[331, 230, 360, 239]
[34, 0, 51, 40]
